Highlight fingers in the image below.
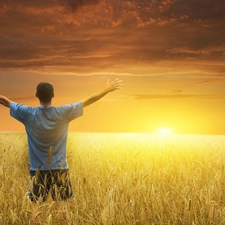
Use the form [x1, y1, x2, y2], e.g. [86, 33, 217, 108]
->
[114, 78, 123, 87]
[107, 78, 123, 91]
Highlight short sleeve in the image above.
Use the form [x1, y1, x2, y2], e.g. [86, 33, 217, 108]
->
[63, 101, 83, 122]
[10, 102, 31, 124]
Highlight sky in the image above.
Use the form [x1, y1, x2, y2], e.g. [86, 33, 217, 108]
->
[0, 0, 225, 134]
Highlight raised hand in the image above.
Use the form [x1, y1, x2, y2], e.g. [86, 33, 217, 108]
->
[107, 78, 123, 92]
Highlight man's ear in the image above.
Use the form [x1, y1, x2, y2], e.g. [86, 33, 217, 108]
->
[35, 93, 38, 98]
[52, 93, 54, 98]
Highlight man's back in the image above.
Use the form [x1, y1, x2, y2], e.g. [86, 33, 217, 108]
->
[10, 102, 83, 170]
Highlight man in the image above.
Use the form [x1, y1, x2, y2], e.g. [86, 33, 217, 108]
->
[0, 78, 122, 202]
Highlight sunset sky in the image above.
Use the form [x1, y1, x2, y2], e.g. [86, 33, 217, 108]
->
[0, 0, 225, 134]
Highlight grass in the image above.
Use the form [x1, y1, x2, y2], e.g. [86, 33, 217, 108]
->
[1, 132, 225, 224]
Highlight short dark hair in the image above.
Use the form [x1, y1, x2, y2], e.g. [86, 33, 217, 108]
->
[36, 82, 54, 103]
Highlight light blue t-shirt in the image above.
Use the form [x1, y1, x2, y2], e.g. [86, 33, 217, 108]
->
[10, 102, 83, 171]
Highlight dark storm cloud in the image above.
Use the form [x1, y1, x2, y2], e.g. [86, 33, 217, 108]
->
[173, 0, 225, 21]
[61, 0, 101, 11]
[0, 0, 224, 74]
[1, 0, 224, 27]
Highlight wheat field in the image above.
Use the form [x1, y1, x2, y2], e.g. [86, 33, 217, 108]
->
[1, 132, 225, 224]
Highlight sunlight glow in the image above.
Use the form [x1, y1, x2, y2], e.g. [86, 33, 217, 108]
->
[157, 128, 173, 135]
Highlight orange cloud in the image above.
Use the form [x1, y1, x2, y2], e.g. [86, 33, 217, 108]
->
[131, 94, 220, 100]
[0, 0, 225, 77]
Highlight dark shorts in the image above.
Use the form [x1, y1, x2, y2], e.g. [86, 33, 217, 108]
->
[28, 169, 74, 202]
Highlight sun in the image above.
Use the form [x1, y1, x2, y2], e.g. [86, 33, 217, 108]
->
[157, 128, 173, 135]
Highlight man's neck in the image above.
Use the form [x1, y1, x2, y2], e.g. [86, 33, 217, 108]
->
[40, 101, 52, 106]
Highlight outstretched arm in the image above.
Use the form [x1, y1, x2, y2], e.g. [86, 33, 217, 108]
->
[0, 95, 12, 108]
[81, 78, 122, 108]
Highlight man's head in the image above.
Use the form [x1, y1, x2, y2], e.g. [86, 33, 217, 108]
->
[36, 82, 54, 103]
